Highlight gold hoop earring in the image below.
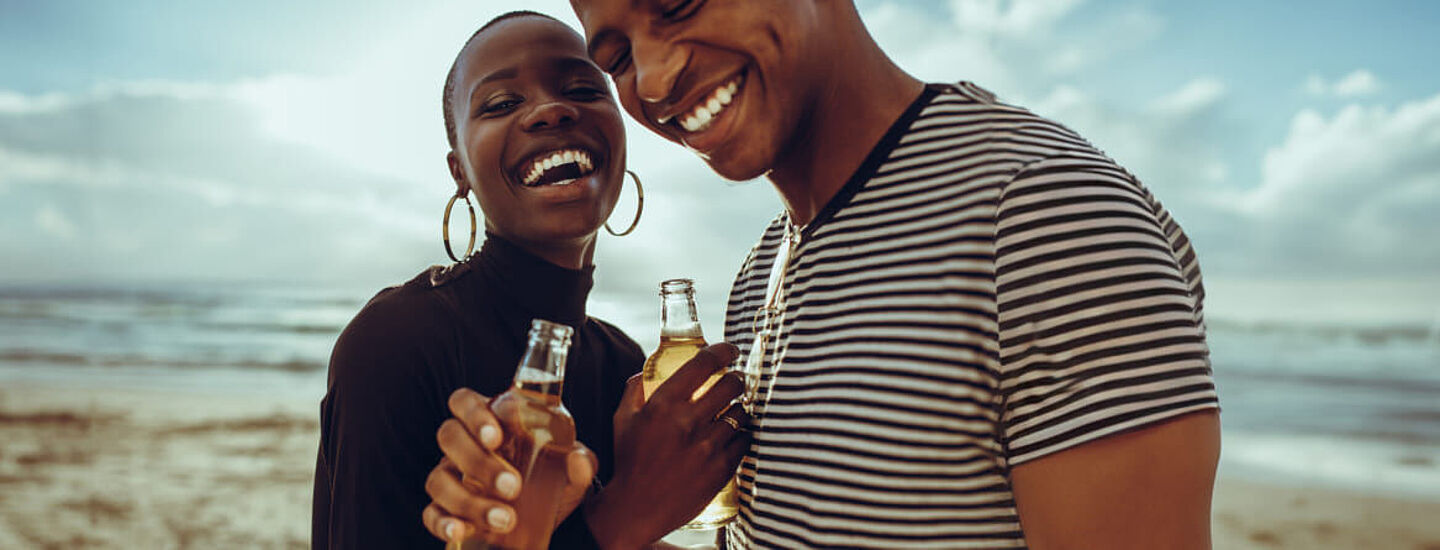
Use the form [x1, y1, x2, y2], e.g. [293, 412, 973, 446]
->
[443, 192, 477, 262]
[605, 170, 644, 237]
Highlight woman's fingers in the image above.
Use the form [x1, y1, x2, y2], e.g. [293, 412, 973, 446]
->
[448, 387, 502, 450]
[566, 445, 598, 488]
[425, 460, 518, 535]
[436, 419, 522, 500]
[422, 502, 473, 543]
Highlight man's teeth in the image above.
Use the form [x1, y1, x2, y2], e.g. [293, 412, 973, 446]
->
[679, 78, 741, 133]
[522, 149, 594, 186]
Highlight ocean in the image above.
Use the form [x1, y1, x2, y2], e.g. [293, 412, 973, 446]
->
[2, 281, 1438, 500]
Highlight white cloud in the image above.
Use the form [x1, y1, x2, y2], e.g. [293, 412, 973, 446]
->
[950, 0, 1084, 37]
[1240, 92, 1440, 272]
[34, 204, 76, 240]
[1149, 78, 1227, 115]
[1305, 69, 1383, 98]
[862, 0, 1164, 96]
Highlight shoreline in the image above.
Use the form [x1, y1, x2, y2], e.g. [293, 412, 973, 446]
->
[3, 381, 1439, 549]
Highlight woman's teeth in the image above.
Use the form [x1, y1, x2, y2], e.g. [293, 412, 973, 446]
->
[679, 78, 741, 133]
[522, 149, 594, 186]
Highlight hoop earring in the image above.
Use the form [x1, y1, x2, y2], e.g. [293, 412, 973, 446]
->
[605, 170, 644, 237]
[443, 192, 477, 262]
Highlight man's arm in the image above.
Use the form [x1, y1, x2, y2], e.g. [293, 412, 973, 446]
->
[1011, 410, 1220, 549]
[994, 153, 1220, 548]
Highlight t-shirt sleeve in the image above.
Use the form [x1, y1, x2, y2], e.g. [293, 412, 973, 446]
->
[994, 153, 1218, 467]
[312, 291, 448, 549]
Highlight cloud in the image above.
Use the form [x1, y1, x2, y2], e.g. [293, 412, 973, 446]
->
[1150, 78, 1228, 115]
[1237, 92, 1440, 273]
[861, 0, 1164, 96]
[34, 204, 76, 240]
[0, 85, 438, 284]
[1305, 70, 1383, 98]
[949, 0, 1085, 37]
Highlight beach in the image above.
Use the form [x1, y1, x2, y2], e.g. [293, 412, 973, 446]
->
[1, 382, 1437, 549]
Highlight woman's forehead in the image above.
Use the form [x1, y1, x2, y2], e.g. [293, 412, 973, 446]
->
[472, 16, 587, 61]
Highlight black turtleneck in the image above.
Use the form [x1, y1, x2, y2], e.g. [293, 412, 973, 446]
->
[313, 234, 644, 549]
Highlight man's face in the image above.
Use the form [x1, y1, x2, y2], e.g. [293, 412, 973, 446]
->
[571, 0, 824, 181]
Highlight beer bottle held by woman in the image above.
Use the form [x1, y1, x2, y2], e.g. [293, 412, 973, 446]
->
[452, 319, 577, 550]
[641, 279, 740, 529]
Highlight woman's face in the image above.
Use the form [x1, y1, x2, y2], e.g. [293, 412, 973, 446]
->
[447, 16, 627, 250]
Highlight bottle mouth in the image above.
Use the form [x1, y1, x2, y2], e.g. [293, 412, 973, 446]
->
[660, 278, 696, 295]
[529, 318, 574, 344]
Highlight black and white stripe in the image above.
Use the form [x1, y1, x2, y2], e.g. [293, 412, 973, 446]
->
[722, 83, 1217, 548]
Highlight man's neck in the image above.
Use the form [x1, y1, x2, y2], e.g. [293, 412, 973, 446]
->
[767, 14, 924, 227]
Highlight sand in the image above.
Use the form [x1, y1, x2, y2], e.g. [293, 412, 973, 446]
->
[2, 381, 1438, 549]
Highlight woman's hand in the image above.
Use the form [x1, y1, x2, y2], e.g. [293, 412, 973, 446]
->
[421, 388, 598, 543]
[586, 343, 753, 550]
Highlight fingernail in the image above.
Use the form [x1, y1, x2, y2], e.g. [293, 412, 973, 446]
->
[441, 519, 457, 541]
[479, 424, 501, 449]
[488, 507, 515, 531]
[495, 471, 521, 500]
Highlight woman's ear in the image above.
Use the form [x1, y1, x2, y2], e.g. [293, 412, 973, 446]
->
[446, 151, 469, 197]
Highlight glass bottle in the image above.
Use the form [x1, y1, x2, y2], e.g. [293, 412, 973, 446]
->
[641, 278, 740, 529]
[452, 319, 577, 550]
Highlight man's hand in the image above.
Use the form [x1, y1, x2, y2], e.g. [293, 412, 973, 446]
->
[421, 388, 598, 543]
[586, 343, 753, 550]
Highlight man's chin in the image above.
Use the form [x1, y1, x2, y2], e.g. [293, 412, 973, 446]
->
[699, 147, 774, 183]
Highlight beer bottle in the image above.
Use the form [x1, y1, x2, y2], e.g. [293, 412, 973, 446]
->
[641, 279, 740, 529]
[452, 319, 577, 550]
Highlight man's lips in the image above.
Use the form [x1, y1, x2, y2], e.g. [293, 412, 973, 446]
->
[654, 71, 746, 135]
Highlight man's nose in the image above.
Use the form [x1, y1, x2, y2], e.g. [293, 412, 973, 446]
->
[633, 34, 684, 105]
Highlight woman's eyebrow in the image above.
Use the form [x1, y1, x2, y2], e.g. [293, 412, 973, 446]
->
[467, 66, 520, 105]
[478, 67, 519, 87]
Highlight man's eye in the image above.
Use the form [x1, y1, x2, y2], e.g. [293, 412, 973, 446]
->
[606, 49, 632, 75]
[661, 0, 703, 20]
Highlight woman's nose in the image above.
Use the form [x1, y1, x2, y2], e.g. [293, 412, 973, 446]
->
[522, 101, 580, 131]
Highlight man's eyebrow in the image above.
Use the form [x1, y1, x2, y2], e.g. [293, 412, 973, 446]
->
[585, 30, 613, 62]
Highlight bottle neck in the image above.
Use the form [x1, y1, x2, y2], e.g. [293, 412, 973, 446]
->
[660, 292, 704, 340]
[514, 320, 572, 397]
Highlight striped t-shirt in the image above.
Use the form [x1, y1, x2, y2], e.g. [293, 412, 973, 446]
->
[721, 83, 1218, 548]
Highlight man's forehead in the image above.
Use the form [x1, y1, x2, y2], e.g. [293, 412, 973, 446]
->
[568, 0, 639, 26]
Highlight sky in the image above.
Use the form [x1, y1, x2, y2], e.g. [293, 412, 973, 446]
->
[2, 0, 1438, 336]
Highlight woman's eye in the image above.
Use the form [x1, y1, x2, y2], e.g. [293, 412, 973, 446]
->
[567, 85, 607, 100]
[480, 98, 520, 115]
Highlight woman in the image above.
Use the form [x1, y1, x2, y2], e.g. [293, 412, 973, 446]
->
[312, 11, 748, 550]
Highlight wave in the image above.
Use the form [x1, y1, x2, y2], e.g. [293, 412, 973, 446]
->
[1208, 318, 1440, 345]
[0, 349, 324, 373]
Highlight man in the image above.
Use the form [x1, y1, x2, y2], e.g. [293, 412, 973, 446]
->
[430, 1, 1221, 547]
[571, 1, 1220, 548]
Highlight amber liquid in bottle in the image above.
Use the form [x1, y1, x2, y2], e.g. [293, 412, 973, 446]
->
[452, 320, 577, 550]
[641, 279, 739, 530]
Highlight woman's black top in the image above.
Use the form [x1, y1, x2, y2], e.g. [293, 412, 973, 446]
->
[312, 234, 644, 549]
